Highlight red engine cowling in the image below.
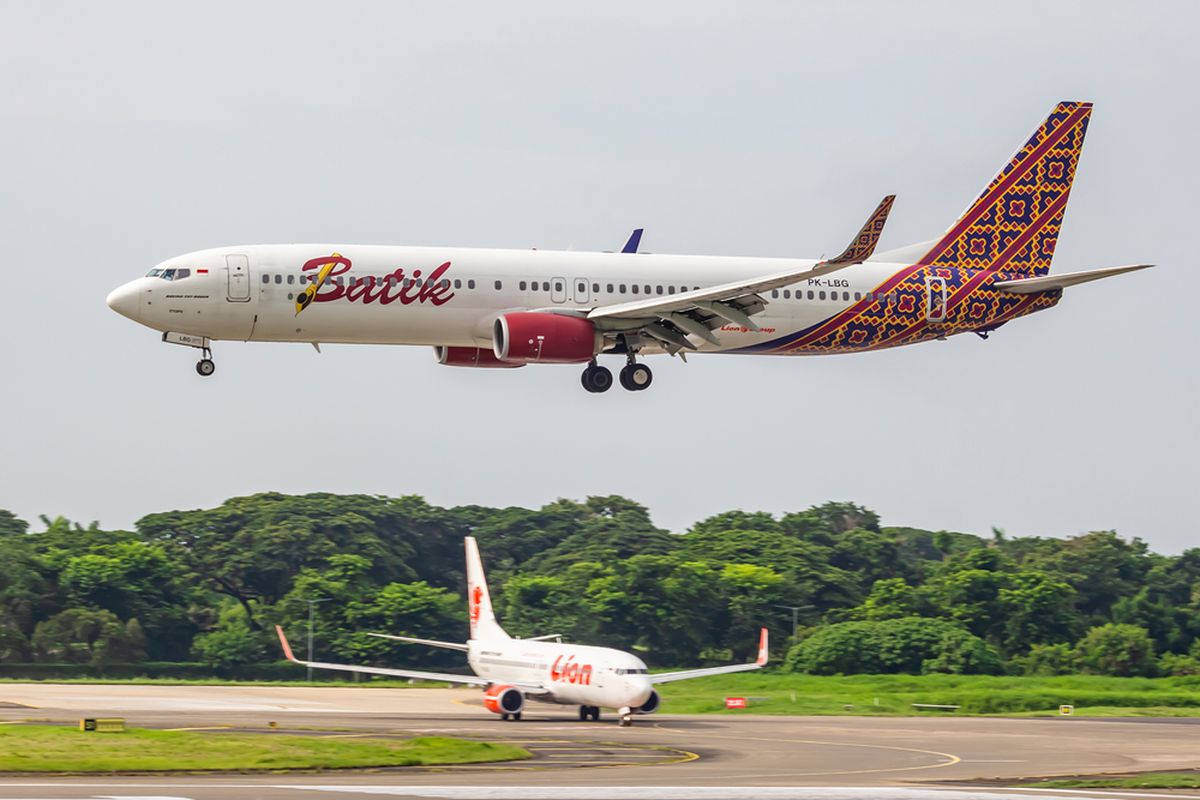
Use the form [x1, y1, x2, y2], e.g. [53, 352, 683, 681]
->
[482, 684, 525, 715]
[433, 346, 525, 369]
[493, 313, 599, 364]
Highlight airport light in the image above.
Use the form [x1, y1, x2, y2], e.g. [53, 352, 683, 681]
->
[774, 604, 815, 642]
[305, 598, 331, 683]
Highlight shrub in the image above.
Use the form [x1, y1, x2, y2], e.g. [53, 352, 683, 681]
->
[784, 617, 1002, 675]
[1013, 642, 1078, 676]
[1074, 624, 1157, 677]
[1158, 652, 1200, 676]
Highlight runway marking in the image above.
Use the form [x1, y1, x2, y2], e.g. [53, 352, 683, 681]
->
[649, 722, 962, 778]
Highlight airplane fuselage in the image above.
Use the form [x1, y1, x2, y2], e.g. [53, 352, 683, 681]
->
[107, 243, 1060, 357]
[468, 636, 653, 710]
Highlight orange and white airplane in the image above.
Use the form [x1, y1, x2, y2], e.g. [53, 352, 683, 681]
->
[275, 537, 768, 726]
[108, 101, 1148, 392]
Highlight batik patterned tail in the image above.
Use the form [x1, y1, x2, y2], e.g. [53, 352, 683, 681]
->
[920, 101, 1092, 277]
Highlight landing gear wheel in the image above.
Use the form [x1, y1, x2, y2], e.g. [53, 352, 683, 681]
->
[580, 364, 613, 393]
[619, 363, 652, 391]
[619, 715, 633, 727]
[196, 359, 215, 377]
[578, 705, 600, 721]
[591, 706, 601, 722]
[512, 711, 522, 721]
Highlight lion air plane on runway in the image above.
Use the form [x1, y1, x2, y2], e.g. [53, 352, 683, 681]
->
[108, 101, 1148, 392]
[275, 537, 768, 726]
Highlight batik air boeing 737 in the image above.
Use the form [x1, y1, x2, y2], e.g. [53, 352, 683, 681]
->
[275, 537, 768, 726]
[107, 101, 1148, 392]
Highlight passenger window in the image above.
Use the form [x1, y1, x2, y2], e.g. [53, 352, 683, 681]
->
[668, 286, 675, 294]
[495, 280, 502, 290]
[274, 274, 282, 284]
[632, 285, 639, 294]
[262, 274, 269, 284]
[286, 274, 294, 285]
[519, 281, 527, 290]
[819, 291, 826, 300]
[772, 289, 779, 298]
[854, 291, 861, 300]
[592, 283, 599, 293]
[441, 279, 449, 289]
[542, 281, 549, 291]
[577, 282, 585, 293]
[644, 285, 651, 294]
[468, 279, 476, 289]
[607, 283, 614, 293]
[555, 281, 563, 292]
[807, 290, 814, 299]
[656, 285, 663, 295]
[454, 279, 462, 289]
[783, 290, 791, 299]
[619, 284, 626, 294]
[843, 291, 850, 301]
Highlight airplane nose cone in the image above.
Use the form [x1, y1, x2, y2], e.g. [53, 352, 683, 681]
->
[106, 282, 141, 321]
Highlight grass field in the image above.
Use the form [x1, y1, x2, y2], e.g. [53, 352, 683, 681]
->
[0, 725, 529, 773]
[653, 672, 1200, 716]
[1031, 773, 1200, 789]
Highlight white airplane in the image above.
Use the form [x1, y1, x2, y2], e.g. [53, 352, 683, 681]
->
[275, 537, 768, 726]
[107, 101, 1148, 392]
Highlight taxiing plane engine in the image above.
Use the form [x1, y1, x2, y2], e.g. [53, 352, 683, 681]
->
[635, 689, 661, 714]
[493, 313, 600, 364]
[482, 684, 525, 716]
[433, 346, 525, 368]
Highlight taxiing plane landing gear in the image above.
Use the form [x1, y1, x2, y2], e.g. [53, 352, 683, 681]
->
[578, 705, 601, 722]
[618, 360, 652, 392]
[500, 711, 522, 722]
[580, 361, 613, 393]
[617, 706, 634, 727]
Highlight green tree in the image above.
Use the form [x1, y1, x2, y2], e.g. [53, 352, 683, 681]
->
[785, 617, 1001, 675]
[31, 608, 145, 665]
[0, 511, 28, 537]
[1074, 623, 1157, 677]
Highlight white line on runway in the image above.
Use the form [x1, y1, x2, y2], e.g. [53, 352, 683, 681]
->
[1004, 789, 1200, 798]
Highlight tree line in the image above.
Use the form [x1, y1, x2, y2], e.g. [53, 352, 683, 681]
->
[0, 495, 1196, 677]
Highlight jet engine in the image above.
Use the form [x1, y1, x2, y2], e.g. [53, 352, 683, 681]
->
[635, 689, 660, 714]
[433, 346, 525, 368]
[493, 313, 599, 364]
[482, 684, 525, 716]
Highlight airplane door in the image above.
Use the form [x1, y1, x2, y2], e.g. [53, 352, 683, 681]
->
[925, 275, 947, 323]
[226, 254, 251, 302]
[573, 277, 589, 304]
[551, 277, 567, 304]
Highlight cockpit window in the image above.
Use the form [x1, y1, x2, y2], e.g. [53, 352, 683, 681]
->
[615, 668, 648, 675]
[146, 268, 191, 281]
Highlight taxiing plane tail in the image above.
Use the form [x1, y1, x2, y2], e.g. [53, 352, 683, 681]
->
[465, 536, 509, 643]
[919, 101, 1093, 277]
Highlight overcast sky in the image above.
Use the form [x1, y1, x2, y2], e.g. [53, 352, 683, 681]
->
[2, 1, 1195, 552]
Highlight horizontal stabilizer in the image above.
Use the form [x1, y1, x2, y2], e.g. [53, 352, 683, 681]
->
[992, 264, 1152, 294]
[366, 632, 469, 652]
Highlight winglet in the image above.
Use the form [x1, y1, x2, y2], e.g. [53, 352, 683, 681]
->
[621, 228, 644, 254]
[276, 625, 298, 663]
[756, 627, 769, 666]
[820, 195, 895, 266]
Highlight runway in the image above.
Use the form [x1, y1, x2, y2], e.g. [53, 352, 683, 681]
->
[1, 684, 1197, 800]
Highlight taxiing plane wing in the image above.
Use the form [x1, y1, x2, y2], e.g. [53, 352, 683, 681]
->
[648, 628, 769, 685]
[992, 264, 1152, 293]
[366, 632, 469, 652]
[276, 625, 518, 688]
[585, 198, 894, 353]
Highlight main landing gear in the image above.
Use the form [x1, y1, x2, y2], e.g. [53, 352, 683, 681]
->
[578, 705, 602, 722]
[500, 711, 522, 721]
[580, 357, 652, 393]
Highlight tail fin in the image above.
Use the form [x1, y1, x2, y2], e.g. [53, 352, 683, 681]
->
[465, 536, 508, 642]
[921, 101, 1093, 277]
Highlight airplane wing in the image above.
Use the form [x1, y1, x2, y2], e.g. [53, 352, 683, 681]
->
[366, 632, 469, 652]
[276, 625, 491, 686]
[648, 628, 769, 685]
[586, 197, 894, 352]
[992, 264, 1152, 293]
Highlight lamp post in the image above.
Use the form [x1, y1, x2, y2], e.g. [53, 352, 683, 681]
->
[774, 604, 816, 642]
[305, 598, 331, 683]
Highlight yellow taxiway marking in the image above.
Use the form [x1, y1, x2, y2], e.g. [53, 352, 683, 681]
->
[160, 725, 233, 732]
[651, 721, 959, 777]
